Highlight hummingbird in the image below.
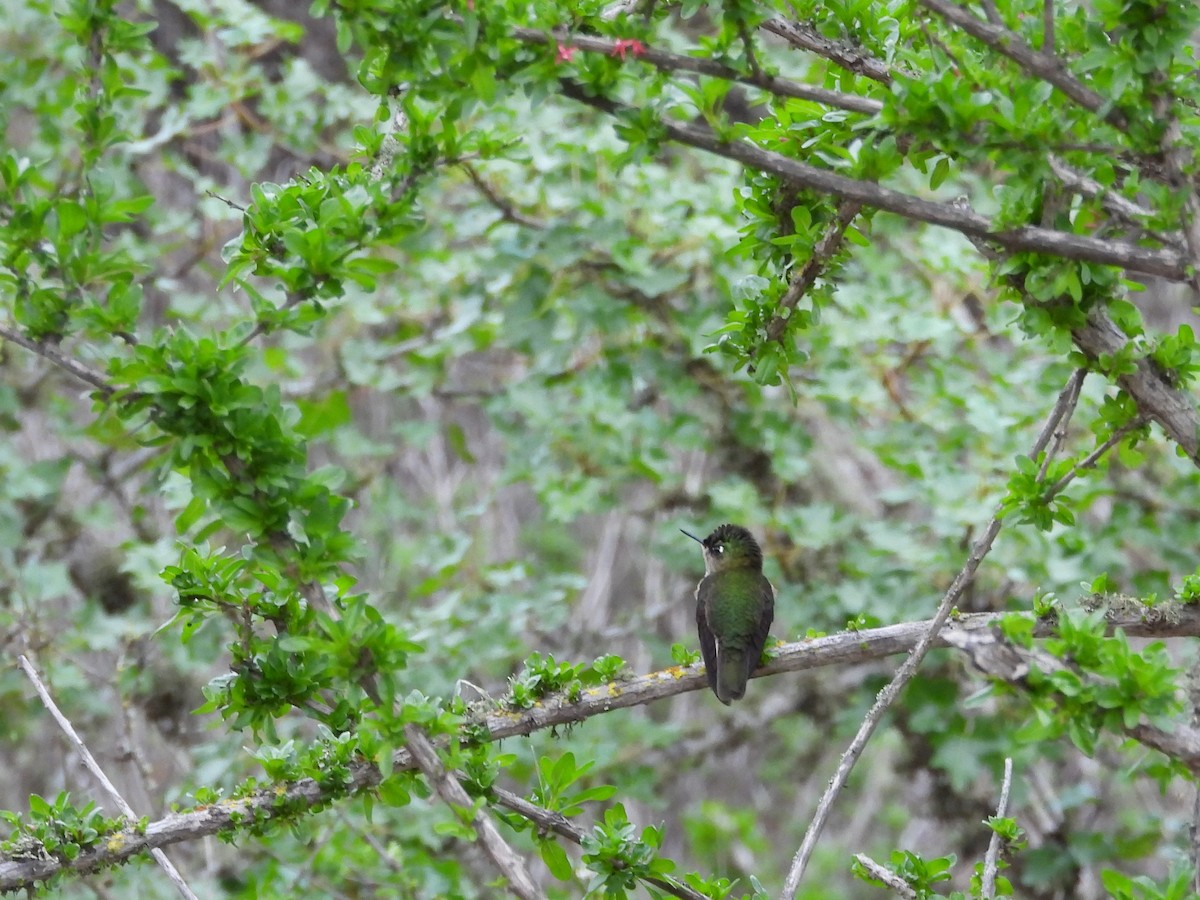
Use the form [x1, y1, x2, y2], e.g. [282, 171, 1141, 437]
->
[681, 524, 775, 705]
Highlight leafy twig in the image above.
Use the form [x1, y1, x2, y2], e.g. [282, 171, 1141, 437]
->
[916, 0, 1128, 132]
[853, 853, 918, 898]
[492, 787, 708, 900]
[510, 25, 884, 115]
[981, 758, 1014, 899]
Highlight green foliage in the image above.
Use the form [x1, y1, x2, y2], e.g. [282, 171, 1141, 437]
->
[506, 651, 629, 709]
[1005, 610, 1184, 757]
[580, 803, 676, 897]
[0, 792, 124, 866]
[1102, 863, 1199, 900]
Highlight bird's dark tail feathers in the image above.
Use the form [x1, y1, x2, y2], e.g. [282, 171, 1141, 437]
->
[715, 649, 752, 705]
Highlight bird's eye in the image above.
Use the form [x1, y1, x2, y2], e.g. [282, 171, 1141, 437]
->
[715, 544, 724, 554]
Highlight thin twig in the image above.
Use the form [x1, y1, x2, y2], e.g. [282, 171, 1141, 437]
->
[1045, 416, 1147, 496]
[981, 758, 1014, 899]
[492, 787, 708, 900]
[460, 163, 547, 229]
[510, 25, 883, 115]
[765, 200, 862, 343]
[0, 326, 114, 397]
[1041, 0, 1054, 55]
[1036, 369, 1086, 481]
[403, 724, 543, 900]
[779, 370, 1086, 896]
[853, 853, 917, 898]
[16, 655, 198, 900]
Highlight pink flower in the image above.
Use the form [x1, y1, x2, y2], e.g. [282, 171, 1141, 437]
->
[555, 43, 577, 64]
[611, 38, 647, 60]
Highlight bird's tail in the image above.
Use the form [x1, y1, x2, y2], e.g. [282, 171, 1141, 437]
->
[715, 649, 752, 705]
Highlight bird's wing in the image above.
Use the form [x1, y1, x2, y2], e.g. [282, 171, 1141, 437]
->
[695, 578, 719, 695]
[747, 575, 776, 669]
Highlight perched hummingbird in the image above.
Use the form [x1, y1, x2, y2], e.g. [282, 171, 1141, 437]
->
[681, 524, 775, 705]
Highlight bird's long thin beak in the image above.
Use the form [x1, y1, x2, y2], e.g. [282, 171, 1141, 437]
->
[680, 528, 703, 543]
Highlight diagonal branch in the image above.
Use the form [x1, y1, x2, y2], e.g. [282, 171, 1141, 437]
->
[403, 724, 543, 899]
[766, 200, 863, 343]
[0, 325, 114, 397]
[780, 367, 1084, 896]
[492, 787, 708, 900]
[1071, 306, 1200, 465]
[553, 82, 1187, 281]
[760, 18, 895, 84]
[4, 600, 1200, 891]
[915, 0, 1128, 132]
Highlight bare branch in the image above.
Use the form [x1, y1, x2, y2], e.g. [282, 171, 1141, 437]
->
[16, 655, 198, 900]
[1035, 369, 1086, 481]
[1041, 0, 1054, 56]
[0, 326, 114, 397]
[780, 369, 1084, 896]
[981, 758, 1014, 899]
[553, 83, 1187, 281]
[760, 18, 895, 84]
[460, 162, 547, 230]
[403, 725, 543, 900]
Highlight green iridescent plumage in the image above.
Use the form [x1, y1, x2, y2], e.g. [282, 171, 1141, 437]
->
[682, 524, 775, 705]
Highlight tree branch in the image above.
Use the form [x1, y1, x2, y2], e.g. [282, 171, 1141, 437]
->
[553, 83, 1187, 281]
[766, 200, 863, 343]
[853, 853, 918, 898]
[3, 601, 1197, 891]
[1071, 306, 1200, 465]
[760, 18, 895, 84]
[403, 724, 543, 899]
[16, 654, 197, 900]
[780, 366, 1084, 896]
